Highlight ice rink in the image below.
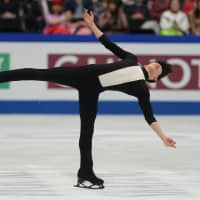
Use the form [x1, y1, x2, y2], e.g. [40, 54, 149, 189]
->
[0, 115, 199, 200]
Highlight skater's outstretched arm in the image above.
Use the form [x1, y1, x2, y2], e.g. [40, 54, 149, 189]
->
[83, 9, 135, 59]
[138, 91, 176, 149]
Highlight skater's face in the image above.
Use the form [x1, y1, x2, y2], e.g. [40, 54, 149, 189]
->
[146, 62, 162, 81]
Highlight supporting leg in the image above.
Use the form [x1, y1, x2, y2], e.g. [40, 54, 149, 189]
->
[75, 89, 104, 189]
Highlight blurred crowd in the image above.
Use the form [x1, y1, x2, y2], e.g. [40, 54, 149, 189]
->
[0, 0, 200, 35]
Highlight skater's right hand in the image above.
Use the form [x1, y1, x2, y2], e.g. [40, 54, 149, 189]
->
[150, 122, 176, 149]
[163, 136, 176, 148]
[84, 9, 94, 26]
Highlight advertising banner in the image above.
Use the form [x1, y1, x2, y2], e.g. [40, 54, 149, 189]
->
[0, 53, 10, 89]
[0, 34, 200, 114]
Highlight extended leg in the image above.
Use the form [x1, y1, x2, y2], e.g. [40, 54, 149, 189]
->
[75, 89, 104, 189]
[0, 67, 81, 88]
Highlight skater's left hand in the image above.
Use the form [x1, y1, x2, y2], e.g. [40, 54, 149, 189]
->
[163, 136, 176, 148]
[84, 9, 94, 26]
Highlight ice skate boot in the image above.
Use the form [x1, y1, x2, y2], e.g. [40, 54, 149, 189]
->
[74, 172, 104, 189]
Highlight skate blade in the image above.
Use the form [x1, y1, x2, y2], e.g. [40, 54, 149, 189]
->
[74, 181, 104, 189]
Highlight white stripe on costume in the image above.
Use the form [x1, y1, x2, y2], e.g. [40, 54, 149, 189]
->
[98, 66, 145, 87]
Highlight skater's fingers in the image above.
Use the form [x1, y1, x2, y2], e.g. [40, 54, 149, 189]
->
[84, 9, 89, 16]
[171, 143, 176, 148]
[164, 140, 176, 148]
[84, 8, 88, 13]
[89, 10, 94, 17]
[167, 143, 176, 148]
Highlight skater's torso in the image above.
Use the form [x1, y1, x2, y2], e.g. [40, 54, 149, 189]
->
[53, 34, 156, 125]
[81, 57, 148, 96]
[77, 36, 148, 94]
[74, 34, 156, 125]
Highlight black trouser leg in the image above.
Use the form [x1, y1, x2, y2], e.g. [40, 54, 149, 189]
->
[0, 67, 81, 88]
[78, 89, 99, 176]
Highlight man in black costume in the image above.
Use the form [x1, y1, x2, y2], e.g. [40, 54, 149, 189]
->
[0, 9, 176, 189]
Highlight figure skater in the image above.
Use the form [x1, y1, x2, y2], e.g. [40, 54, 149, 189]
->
[0, 9, 176, 189]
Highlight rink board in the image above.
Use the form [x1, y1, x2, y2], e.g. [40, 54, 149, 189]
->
[0, 100, 200, 115]
[0, 34, 200, 114]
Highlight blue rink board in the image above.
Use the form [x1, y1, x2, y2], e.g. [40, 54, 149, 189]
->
[0, 101, 200, 115]
[1, 33, 200, 43]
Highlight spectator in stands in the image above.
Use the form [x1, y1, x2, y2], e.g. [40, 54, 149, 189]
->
[40, 0, 88, 35]
[182, 0, 195, 15]
[97, 0, 128, 33]
[122, 0, 149, 13]
[122, 0, 158, 33]
[160, 0, 190, 35]
[22, 0, 43, 32]
[146, 0, 170, 34]
[40, 0, 71, 34]
[65, 0, 93, 20]
[148, 0, 170, 21]
[0, 0, 22, 32]
[64, 0, 93, 34]
[92, 0, 108, 25]
[188, 0, 200, 35]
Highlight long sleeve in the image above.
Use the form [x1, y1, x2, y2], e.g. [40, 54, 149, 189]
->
[138, 89, 157, 125]
[98, 34, 135, 59]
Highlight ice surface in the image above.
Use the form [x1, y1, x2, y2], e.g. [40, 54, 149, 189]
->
[0, 115, 199, 200]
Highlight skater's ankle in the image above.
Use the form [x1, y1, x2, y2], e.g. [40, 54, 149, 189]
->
[78, 169, 95, 177]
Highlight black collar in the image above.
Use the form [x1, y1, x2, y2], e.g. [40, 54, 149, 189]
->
[141, 67, 149, 80]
